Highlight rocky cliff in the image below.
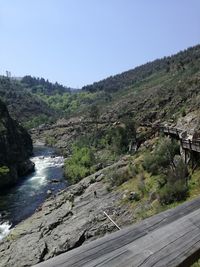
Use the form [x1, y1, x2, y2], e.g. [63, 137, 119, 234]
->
[0, 99, 34, 189]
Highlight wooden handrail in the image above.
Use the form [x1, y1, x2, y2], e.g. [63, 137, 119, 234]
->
[161, 126, 200, 152]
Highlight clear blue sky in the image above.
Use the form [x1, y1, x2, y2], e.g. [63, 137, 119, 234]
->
[0, 0, 200, 88]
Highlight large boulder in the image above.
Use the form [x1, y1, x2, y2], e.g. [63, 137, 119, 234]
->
[0, 99, 34, 189]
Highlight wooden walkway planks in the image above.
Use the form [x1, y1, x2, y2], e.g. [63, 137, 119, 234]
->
[161, 126, 200, 153]
[34, 197, 200, 267]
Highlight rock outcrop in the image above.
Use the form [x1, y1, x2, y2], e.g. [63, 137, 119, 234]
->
[0, 157, 136, 267]
[30, 117, 113, 156]
[0, 99, 34, 189]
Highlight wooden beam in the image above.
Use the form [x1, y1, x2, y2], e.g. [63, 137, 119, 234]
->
[34, 197, 200, 267]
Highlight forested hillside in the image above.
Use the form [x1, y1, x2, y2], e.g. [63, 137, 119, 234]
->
[83, 45, 200, 93]
[1, 44, 199, 129]
[0, 77, 58, 128]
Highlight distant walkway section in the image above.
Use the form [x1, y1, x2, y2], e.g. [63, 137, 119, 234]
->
[160, 125, 200, 153]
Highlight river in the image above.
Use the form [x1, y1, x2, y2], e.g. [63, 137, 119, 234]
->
[0, 145, 67, 240]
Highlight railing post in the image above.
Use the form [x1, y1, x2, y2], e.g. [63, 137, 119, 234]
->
[189, 139, 192, 150]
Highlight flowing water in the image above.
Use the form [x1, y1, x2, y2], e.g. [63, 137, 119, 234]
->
[0, 145, 67, 240]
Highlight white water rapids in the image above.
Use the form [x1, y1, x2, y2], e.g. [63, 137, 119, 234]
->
[0, 146, 66, 241]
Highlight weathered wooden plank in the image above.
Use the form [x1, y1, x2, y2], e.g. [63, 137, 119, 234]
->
[35, 197, 200, 267]
[161, 126, 200, 153]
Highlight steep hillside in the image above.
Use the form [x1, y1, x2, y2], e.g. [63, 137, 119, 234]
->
[21, 76, 71, 95]
[32, 44, 200, 151]
[83, 45, 200, 94]
[82, 45, 200, 123]
[0, 76, 107, 128]
[1, 45, 199, 130]
[0, 77, 58, 128]
[0, 99, 34, 189]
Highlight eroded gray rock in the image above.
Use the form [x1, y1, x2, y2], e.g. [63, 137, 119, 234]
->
[0, 158, 135, 267]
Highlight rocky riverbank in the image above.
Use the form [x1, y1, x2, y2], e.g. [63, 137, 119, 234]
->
[0, 157, 137, 267]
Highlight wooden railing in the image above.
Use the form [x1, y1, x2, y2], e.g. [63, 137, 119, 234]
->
[181, 139, 200, 153]
[161, 126, 200, 153]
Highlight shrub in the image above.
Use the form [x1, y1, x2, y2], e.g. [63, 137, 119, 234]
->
[158, 158, 189, 204]
[180, 107, 186, 117]
[104, 126, 129, 155]
[143, 137, 189, 205]
[108, 167, 130, 187]
[137, 172, 146, 197]
[108, 164, 135, 187]
[159, 180, 188, 205]
[0, 166, 9, 176]
[45, 136, 56, 146]
[64, 145, 95, 183]
[143, 137, 180, 175]
[143, 152, 158, 175]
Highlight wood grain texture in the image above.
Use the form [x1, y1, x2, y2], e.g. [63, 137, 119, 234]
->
[34, 197, 200, 267]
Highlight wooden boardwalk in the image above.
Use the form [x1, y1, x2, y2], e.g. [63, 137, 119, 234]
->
[160, 126, 200, 153]
[34, 197, 200, 267]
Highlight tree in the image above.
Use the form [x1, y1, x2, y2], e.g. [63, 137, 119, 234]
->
[88, 104, 100, 122]
[120, 115, 137, 152]
[64, 145, 95, 183]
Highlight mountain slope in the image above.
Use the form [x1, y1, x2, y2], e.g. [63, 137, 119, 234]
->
[33, 44, 200, 153]
[0, 77, 58, 128]
[83, 44, 200, 93]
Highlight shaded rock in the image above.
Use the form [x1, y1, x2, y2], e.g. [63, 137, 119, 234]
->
[129, 191, 140, 201]
[0, 99, 33, 189]
[47, 190, 52, 196]
[50, 179, 60, 184]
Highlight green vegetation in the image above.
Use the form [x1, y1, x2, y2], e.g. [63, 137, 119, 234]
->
[21, 75, 70, 95]
[23, 115, 54, 129]
[0, 166, 9, 176]
[143, 137, 180, 175]
[83, 45, 200, 93]
[107, 163, 136, 187]
[45, 136, 56, 146]
[0, 77, 57, 128]
[191, 260, 200, 267]
[0, 44, 200, 130]
[64, 145, 95, 183]
[142, 137, 189, 204]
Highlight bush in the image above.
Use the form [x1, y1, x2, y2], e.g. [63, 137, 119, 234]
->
[108, 167, 130, 187]
[143, 137, 180, 174]
[104, 126, 129, 155]
[0, 166, 9, 176]
[108, 164, 135, 187]
[180, 107, 186, 117]
[143, 138, 189, 205]
[64, 145, 95, 183]
[143, 152, 158, 175]
[45, 136, 56, 146]
[158, 157, 189, 204]
[137, 172, 146, 197]
[159, 180, 188, 204]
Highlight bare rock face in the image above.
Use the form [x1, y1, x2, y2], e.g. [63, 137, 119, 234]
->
[176, 111, 200, 134]
[0, 158, 135, 267]
[0, 99, 34, 189]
